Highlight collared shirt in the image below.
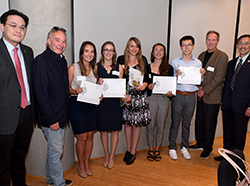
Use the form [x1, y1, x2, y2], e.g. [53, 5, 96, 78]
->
[170, 55, 202, 92]
[3, 37, 31, 105]
[234, 53, 250, 70]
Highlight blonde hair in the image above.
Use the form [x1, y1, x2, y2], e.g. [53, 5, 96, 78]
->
[124, 37, 144, 75]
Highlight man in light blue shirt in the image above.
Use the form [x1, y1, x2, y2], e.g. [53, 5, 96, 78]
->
[169, 35, 205, 160]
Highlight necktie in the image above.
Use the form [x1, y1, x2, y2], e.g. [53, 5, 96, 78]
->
[230, 58, 243, 91]
[13, 47, 28, 109]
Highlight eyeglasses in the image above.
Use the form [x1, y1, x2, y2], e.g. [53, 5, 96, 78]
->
[238, 42, 250, 46]
[5, 23, 26, 32]
[181, 44, 193, 47]
[155, 48, 164, 52]
[103, 49, 114, 52]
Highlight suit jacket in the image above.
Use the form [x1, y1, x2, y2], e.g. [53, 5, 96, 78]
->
[221, 54, 250, 114]
[32, 47, 69, 128]
[0, 38, 34, 135]
[198, 49, 228, 104]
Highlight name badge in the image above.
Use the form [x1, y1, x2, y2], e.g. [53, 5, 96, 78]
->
[112, 71, 120, 76]
[77, 76, 86, 81]
[207, 66, 215, 72]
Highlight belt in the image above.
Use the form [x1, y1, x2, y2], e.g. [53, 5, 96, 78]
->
[176, 90, 196, 96]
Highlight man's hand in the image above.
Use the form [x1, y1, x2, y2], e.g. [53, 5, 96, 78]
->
[197, 86, 205, 98]
[245, 108, 250, 117]
[200, 68, 206, 77]
[50, 122, 60, 131]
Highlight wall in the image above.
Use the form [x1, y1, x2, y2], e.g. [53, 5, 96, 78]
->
[73, 0, 250, 159]
[1, 0, 249, 160]
[0, 0, 8, 35]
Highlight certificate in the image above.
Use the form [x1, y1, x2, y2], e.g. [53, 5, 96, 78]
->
[77, 80, 103, 105]
[102, 78, 126, 98]
[177, 66, 201, 85]
[153, 76, 177, 95]
[128, 67, 144, 87]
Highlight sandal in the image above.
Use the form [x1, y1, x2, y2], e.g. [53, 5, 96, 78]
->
[147, 150, 155, 161]
[154, 150, 162, 161]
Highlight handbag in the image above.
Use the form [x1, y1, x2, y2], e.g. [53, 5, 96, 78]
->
[218, 148, 250, 186]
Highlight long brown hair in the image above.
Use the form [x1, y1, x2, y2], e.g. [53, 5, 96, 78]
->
[98, 41, 117, 69]
[78, 41, 98, 78]
[124, 37, 144, 75]
[151, 43, 169, 76]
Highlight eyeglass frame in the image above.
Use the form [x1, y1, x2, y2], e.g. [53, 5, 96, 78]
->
[5, 23, 26, 32]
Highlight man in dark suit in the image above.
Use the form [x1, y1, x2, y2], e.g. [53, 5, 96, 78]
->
[214, 34, 250, 161]
[189, 31, 228, 159]
[32, 27, 72, 186]
[0, 9, 34, 186]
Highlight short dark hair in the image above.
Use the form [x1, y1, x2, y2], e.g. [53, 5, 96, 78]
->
[0, 9, 29, 26]
[206, 30, 220, 41]
[236, 34, 250, 45]
[179, 35, 195, 46]
[47, 26, 67, 39]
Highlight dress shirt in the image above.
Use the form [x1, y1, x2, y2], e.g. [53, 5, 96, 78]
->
[170, 55, 202, 92]
[3, 37, 31, 105]
[234, 53, 250, 70]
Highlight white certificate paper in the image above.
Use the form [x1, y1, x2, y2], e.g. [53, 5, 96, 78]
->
[177, 66, 201, 85]
[77, 80, 103, 105]
[102, 78, 126, 98]
[128, 67, 144, 87]
[153, 76, 177, 95]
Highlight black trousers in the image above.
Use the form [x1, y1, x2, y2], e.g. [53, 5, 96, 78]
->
[222, 96, 249, 151]
[0, 106, 33, 186]
[194, 98, 220, 152]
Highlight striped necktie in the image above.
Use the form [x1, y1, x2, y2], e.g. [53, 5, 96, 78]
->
[230, 58, 243, 91]
[13, 47, 28, 109]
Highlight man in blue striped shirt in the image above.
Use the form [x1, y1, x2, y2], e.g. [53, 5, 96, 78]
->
[168, 35, 205, 161]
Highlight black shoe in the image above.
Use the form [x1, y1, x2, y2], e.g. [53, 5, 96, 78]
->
[200, 150, 211, 159]
[47, 180, 73, 186]
[126, 152, 137, 165]
[214, 155, 224, 161]
[123, 151, 130, 162]
[189, 143, 203, 150]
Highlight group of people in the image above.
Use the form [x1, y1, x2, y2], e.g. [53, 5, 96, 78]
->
[1, 9, 250, 186]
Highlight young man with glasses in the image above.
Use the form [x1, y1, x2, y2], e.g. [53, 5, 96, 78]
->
[168, 35, 205, 160]
[0, 9, 34, 186]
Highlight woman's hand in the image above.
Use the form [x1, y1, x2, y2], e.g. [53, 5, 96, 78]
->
[99, 94, 104, 101]
[75, 86, 83, 95]
[148, 83, 154, 90]
[166, 91, 173, 97]
[135, 82, 147, 91]
[99, 78, 104, 85]
[124, 94, 132, 106]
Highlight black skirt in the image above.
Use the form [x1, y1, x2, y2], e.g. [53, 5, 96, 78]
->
[69, 96, 97, 134]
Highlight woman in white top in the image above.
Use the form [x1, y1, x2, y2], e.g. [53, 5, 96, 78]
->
[68, 41, 99, 178]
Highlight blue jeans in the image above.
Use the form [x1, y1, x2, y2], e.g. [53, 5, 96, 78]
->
[42, 127, 66, 186]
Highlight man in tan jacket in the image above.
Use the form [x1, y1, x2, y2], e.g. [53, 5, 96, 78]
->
[189, 30, 228, 159]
